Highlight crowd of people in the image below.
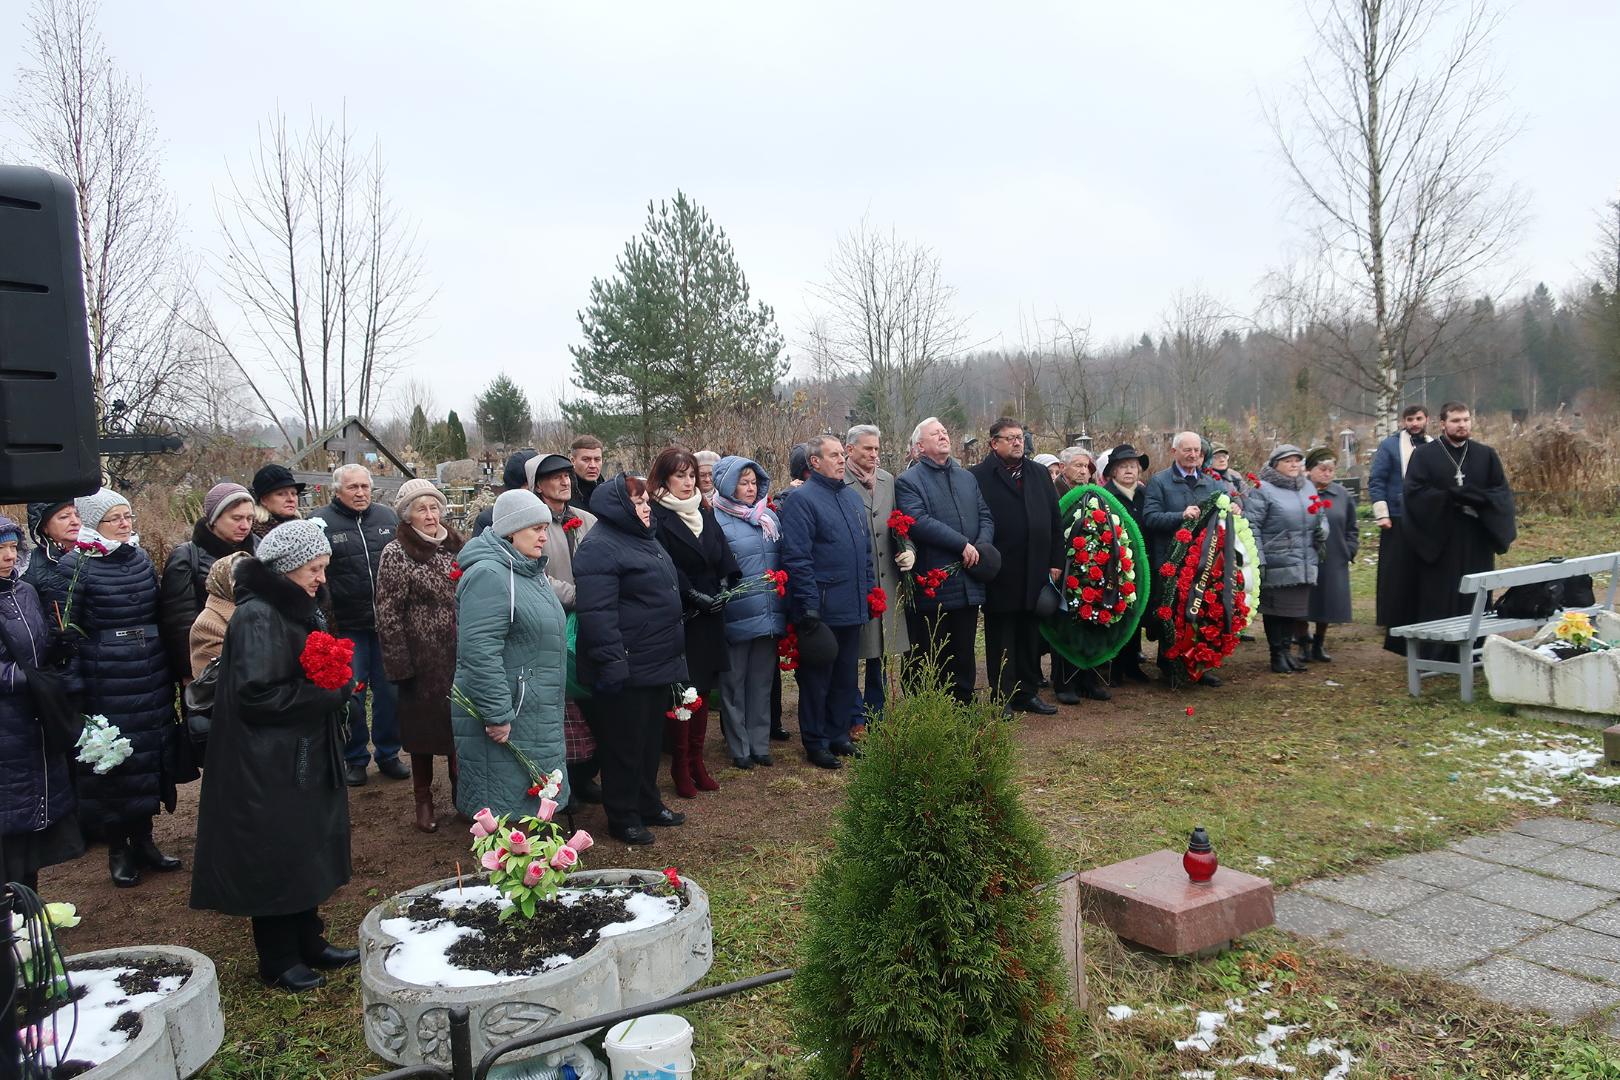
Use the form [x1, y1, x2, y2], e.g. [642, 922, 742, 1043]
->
[0, 405, 1515, 990]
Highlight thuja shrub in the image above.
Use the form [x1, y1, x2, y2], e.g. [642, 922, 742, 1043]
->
[792, 677, 1081, 1078]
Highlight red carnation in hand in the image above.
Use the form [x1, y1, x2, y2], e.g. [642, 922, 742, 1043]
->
[561, 516, 583, 532]
[300, 630, 355, 691]
[866, 586, 888, 618]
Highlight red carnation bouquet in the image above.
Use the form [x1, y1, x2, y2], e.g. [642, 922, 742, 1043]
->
[908, 562, 962, 602]
[777, 625, 800, 672]
[1152, 492, 1251, 687]
[867, 586, 888, 618]
[300, 630, 355, 690]
[887, 510, 917, 558]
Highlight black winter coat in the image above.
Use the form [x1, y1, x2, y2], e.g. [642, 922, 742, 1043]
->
[158, 520, 256, 678]
[0, 571, 76, 837]
[190, 558, 352, 917]
[575, 476, 688, 691]
[41, 541, 176, 828]
[969, 456, 1062, 613]
[1104, 481, 1147, 527]
[311, 501, 398, 634]
[650, 501, 738, 691]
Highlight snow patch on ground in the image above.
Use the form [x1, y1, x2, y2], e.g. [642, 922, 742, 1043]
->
[1423, 726, 1620, 805]
[40, 965, 185, 1066]
[1255, 855, 1276, 868]
[1173, 1010, 1226, 1052]
[1106, 1004, 1136, 1021]
[381, 886, 682, 989]
[1113, 982, 1359, 1078]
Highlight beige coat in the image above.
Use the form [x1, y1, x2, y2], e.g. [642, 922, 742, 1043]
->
[542, 505, 597, 610]
[188, 551, 249, 679]
[847, 468, 911, 659]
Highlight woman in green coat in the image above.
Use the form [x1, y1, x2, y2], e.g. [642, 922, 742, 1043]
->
[451, 490, 570, 819]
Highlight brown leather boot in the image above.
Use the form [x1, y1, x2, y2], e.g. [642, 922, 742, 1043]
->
[667, 717, 697, 799]
[688, 702, 720, 792]
[411, 753, 437, 833]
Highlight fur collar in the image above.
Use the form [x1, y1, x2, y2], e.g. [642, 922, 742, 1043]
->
[396, 521, 465, 564]
[234, 556, 326, 626]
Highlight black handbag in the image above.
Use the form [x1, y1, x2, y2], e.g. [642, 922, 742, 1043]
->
[182, 655, 221, 754]
[1492, 575, 1596, 620]
[20, 659, 83, 757]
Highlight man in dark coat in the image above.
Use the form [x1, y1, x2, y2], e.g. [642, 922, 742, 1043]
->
[472, 449, 538, 536]
[970, 418, 1062, 714]
[1370, 404, 1430, 652]
[780, 435, 874, 769]
[1402, 403, 1516, 660]
[567, 435, 605, 511]
[312, 465, 406, 786]
[1143, 432, 1227, 687]
[190, 521, 359, 991]
[894, 416, 995, 704]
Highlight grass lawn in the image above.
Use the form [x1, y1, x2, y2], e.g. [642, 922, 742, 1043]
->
[66, 510, 1620, 1078]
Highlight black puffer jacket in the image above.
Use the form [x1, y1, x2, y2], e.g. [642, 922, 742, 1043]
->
[158, 520, 257, 677]
[1, 554, 77, 837]
[20, 502, 73, 595]
[40, 537, 176, 829]
[574, 476, 687, 691]
[190, 558, 352, 917]
[311, 500, 397, 634]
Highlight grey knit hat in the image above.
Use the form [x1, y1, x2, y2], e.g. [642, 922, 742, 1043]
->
[75, 488, 130, 531]
[491, 490, 552, 539]
[393, 477, 446, 517]
[1267, 444, 1306, 467]
[203, 482, 253, 526]
[258, 518, 332, 574]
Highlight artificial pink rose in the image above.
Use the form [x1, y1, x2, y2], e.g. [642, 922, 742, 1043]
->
[473, 808, 498, 835]
[506, 829, 532, 855]
[469, 820, 490, 838]
[479, 849, 503, 871]
[549, 845, 579, 870]
[536, 797, 558, 822]
[567, 830, 594, 853]
[522, 861, 545, 887]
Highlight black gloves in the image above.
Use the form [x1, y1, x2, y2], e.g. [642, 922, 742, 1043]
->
[685, 589, 727, 616]
[797, 614, 823, 637]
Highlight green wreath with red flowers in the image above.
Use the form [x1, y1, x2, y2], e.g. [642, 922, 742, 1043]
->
[1040, 483, 1151, 670]
[1153, 491, 1252, 687]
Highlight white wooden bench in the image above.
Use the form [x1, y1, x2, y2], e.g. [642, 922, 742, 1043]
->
[1391, 551, 1620, 703]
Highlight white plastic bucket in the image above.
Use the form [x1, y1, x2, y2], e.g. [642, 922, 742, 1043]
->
[603, 1013, 693, 1080]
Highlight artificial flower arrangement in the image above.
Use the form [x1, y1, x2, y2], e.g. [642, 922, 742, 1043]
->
[76, 713, 133, 774]
[1153, 491, 1252, 688]
[1041, 484, 1151, 670]
[467, 768, 594, 921]
[1547, 611, 1613, 659]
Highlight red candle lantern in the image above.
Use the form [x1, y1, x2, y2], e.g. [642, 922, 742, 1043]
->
[1183, 826, 1218, 884]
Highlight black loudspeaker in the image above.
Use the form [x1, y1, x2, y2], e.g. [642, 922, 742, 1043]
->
[0, 164, 100, 501]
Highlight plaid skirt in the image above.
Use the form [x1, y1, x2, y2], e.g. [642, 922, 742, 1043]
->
[564, 701, 596, 763]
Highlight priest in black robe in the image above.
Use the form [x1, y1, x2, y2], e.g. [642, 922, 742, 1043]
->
[1402, 403, 1517, 659]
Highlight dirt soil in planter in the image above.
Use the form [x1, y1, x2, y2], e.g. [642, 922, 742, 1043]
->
[399, 887, 685, 977]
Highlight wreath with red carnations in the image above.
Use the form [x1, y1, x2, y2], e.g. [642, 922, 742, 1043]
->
[1040, 484, 1150, 670]
[1152, 491, 1251, 687]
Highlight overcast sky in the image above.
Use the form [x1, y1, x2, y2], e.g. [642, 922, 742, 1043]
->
[3, 0, 1617, 423]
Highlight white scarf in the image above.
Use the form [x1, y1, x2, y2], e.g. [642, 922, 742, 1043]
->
[657, 490, 704, 538]
[76, 524, 139, 555]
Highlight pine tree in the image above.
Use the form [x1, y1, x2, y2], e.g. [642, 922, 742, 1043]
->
[565, 190, 786, 462]
[474, 373, 533, 449]
[446, 410, 469, 459]
[793, 678, 1080, 1078]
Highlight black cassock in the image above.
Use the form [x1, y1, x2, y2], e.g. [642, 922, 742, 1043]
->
[1403, 438, 1517, 658]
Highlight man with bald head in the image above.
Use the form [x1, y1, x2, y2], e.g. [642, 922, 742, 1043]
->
[1142, 432, 1227, 687]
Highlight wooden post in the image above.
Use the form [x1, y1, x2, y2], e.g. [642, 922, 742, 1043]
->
[1051, 871, 1087, 1010]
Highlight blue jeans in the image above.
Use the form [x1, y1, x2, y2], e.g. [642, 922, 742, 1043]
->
[851, 658, 886, 727]
[342, 631, 400, 766]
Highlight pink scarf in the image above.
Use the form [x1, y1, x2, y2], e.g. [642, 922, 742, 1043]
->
[712, 490, 779, 542]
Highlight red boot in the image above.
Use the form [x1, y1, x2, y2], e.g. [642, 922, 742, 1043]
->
[666, 717, 697, 799]
[689, 702, 720, 792]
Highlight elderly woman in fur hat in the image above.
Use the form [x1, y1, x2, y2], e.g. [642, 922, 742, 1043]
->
[375, 478, 466, 833]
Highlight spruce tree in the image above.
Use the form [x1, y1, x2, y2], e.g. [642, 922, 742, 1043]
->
[566, 190, 786, 462]
[474, 373, 533, 449]
[793, 678, 1080, 1078]
[446, 410, 469, 459]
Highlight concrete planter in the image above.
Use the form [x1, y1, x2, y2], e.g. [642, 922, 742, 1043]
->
[360, 869, 713, 1070]
[68, 946, 224, 1080]
[1484, 611, 1620, 727]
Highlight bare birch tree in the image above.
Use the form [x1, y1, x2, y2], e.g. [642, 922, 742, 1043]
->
[1159, 290, 1233, 431]
[806, 221, 973, 446]
[11, 0, 196, 436]
[1266, 0, 1523, 433]
[203, 110, 430, 444]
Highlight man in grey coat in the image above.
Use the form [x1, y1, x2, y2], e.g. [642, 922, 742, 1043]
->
[844, 424, 913, 731]
[1143, 431, 1227, 688]
[894, 416, 995, 704]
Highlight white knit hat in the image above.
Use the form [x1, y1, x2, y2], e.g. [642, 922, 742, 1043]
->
[394, 477, 446, 517]
[491, 490, 552, 539]
[75, 488, 130, 531]
[258, 518, 332, 573]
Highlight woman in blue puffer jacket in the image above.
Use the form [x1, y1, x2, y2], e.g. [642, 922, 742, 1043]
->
[710, 456, 788, 770]
[0, 514, 85, 891]
[38, 488, 181, 888]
